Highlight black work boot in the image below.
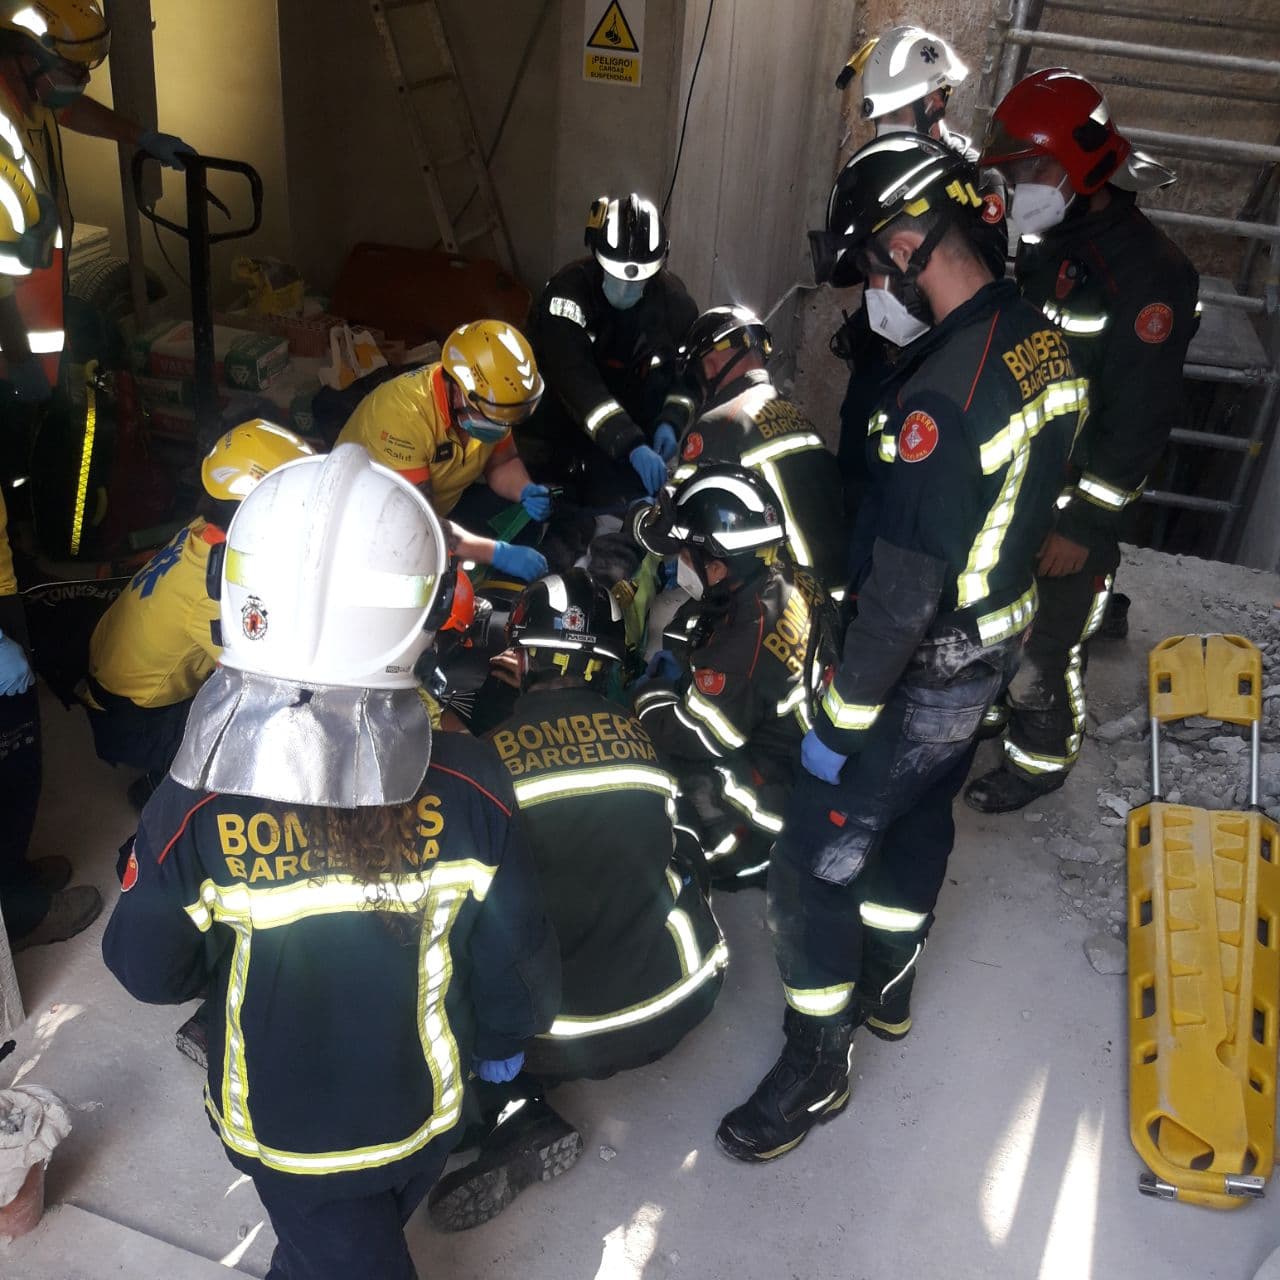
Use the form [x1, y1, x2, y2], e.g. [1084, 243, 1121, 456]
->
[860, 939, 923, 1043]
[427, 1097, 582, 1232]
[716, 1008, 854, 1164]
[964, 765, 1065, 814]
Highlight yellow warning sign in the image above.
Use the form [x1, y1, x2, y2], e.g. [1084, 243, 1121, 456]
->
[584, 0, 644, 87]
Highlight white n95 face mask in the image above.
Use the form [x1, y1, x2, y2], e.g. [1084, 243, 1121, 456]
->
[1007, 178, 1069, 242]
[864, 286, 930, 347]
[676, 555, 705, 600]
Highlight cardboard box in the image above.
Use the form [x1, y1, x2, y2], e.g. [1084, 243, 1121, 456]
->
[257, 356, 324, 434]
[134, 320, 290, 391]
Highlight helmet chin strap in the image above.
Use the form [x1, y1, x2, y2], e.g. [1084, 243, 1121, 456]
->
[702, 344, 755, 401]
[881, 217, 951, 325]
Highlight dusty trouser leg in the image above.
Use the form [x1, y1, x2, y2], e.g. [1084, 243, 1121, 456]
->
[718, 647, 1008, 1162]
[856, 745, 978, 1040]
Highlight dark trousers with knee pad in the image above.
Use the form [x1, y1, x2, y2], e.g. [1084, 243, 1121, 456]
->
[769, 631, 1022, 1022]
[1002, 542, 1119, 782]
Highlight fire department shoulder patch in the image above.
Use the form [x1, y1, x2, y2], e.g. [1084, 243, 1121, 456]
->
[242, 596, 269, 641]
[121, 848, 140, 893]
[682, 432, 704, 461]
[695, 668, 726, 697]
[1135, 302, 1173, 345]
[981, 191, 1004, 225]
[898, 410, 939, 463]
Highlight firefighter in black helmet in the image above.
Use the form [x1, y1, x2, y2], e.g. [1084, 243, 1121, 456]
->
[631, 465, 837, 890]
[427, 568, 727, 1232]
[524, 193, 699, 505]
[673, 306, 847, 589]
[715, 134, 1081, 1163]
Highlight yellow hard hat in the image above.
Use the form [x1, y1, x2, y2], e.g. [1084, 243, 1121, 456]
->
[0, 1, 110, 67]
[201, 420, 315, 503]
[441, 320, 543, 427]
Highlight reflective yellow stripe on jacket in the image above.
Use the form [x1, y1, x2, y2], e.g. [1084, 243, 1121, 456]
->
[185, 863, 494, 1177]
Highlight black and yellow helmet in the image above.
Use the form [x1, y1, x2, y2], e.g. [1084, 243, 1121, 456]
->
[507, 568, 625, 683]
[0, 0, 110, 68]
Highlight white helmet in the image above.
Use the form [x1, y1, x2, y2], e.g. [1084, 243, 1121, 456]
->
[855, 26, 968, 123]
[219, 443, 448, 690]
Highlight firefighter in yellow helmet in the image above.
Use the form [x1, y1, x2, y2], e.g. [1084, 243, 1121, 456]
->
[84, 422, 312, 806]
[337, 318, 551, 581]
[0, 1, 194, 406]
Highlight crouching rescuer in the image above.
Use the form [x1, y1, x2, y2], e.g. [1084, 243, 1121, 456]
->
[102, 444, 560, 1280]
[716, 134, 1081, 1163]
[427, 568, 727, 1231]
[631, 465, 838, 890]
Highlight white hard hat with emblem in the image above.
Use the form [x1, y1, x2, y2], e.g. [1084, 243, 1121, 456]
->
[219, 443, 447, 689]
[858, 25, 968, 120]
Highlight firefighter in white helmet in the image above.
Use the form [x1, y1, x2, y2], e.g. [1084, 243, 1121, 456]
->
[103, 443, 560, 1280]
[0, 0, 194, 407]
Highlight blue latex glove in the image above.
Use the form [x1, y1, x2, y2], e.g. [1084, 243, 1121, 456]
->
[474, 1052, 525, 1083]
[629, 444, 668, 495]
[657, 557, 679, 592]
[8, 356, 51, 404]
[0, 630, 34, 696]
[801, 729, 847, 784]
[652, 423, 679, 462]
[519, 483, 552, 521]
[492, 541, 548, 582]
[138, 129, 196, 171]
[633, 648, 681, 692]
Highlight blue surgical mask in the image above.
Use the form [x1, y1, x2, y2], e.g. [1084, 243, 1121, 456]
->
[602, 274, 645, 310]
[456, 411, 509, 444]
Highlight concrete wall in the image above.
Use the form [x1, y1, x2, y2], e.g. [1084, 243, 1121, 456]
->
[278, 0, 561, 297]
[64, 0, 290, 308]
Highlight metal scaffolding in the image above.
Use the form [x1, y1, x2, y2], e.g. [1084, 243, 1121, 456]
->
[977, 2, 1280, 560]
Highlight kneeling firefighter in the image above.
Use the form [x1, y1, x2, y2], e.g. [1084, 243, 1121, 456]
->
[83, 420, 313, 805]
[102, 444, 561, 1280]
[428, 568, 727, 1231]
[715, 133, 1081, 1163]
[631, 465, 838, 890]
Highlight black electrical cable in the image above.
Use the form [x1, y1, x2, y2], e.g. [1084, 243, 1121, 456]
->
[150, 216, 189, 290]
[662, 0, 718, 218]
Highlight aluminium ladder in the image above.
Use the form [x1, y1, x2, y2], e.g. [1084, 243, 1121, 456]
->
[975, 0, 1280, 560]
[368, 0, 516, 274]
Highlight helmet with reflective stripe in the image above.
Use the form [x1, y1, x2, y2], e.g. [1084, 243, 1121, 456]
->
[440, 319, 543, 428]
[810, 132, 985, 287]
[678, 305, 773, 398]
[584, 193, 668, 282]
[980, 69, 1130, 196]
[0, 0, 110, 68]
[847, 26, 968, 122]
[0, 147, 43, 273]
[636, 463, 787, 566]
[201, 420, 315, 503]
[507, 567, 625, 681]
[219, 443, 448, 690]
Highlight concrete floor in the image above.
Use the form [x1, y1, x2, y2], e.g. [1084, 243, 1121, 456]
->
[3, 546, 1280, 1279]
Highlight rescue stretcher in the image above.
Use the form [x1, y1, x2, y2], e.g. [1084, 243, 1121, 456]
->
[1127, 633, 1279, 1209]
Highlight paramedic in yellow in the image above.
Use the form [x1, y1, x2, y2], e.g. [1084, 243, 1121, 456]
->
[84, 421, 312, 800]
[338, 318, 551, 582]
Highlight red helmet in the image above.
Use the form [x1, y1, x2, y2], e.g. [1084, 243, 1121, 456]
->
[980, 68, 1131, 196]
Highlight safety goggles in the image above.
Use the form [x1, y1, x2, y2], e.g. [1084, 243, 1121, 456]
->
[466, 384, 543, 427]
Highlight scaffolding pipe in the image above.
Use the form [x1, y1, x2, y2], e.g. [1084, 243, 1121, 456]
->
[1168, 427, 1256, 452]
[1214, 379, 1280, 558]
[1090, 73, 1280, 108]
[1003, 28, 1280, 77]
[1145, 208, 1280, 242]
[1042, 0, 1280, 36]
[1197, 289, 1266, 314]
[1125, 128, 1280, 167]
[1185, 363, 1277, 385]
[1142, 489, 1234, 513]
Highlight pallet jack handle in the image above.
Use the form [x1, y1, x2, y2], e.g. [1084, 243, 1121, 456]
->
[131, 153, 264, 450]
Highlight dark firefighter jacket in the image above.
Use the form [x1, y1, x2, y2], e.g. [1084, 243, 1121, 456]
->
[528, 258, 699, 461]
[486, 684, 725, 1058]
[674, 368, 847, 588]
[635, 557, 835, 839]
[1015, 187, 1199, 552]
[817, 278, 1082, 755]
[101, 733, 560, 1203]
